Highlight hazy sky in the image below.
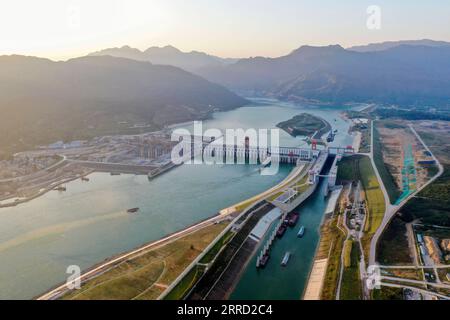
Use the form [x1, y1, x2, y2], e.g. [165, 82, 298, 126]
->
[1, 0, 450, 60]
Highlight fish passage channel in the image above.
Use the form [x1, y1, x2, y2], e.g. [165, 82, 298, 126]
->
[230, 157, 335, 300]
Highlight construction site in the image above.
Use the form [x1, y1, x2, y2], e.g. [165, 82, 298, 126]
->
[0, 132, 178, 207]
[374, 120, 436, 203]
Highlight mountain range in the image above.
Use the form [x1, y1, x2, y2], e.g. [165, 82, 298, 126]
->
[2, 39, 450, 155]
[89, 45, 239, 73]
[348, 39, 450, 52]
[196, 43, 450, 106]
[89, 40, 450, 106]
[0, 55, 246, 155]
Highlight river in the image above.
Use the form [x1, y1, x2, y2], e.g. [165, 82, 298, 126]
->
[0, 98, 354, 299]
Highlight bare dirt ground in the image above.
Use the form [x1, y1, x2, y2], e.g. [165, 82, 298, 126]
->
[377, 121, 430, 190]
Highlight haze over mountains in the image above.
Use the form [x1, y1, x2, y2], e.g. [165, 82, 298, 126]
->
[348, 39, 450, 52]
[89, 45, 239, 73]
[2, 39, 450, 155]
[90, 40, 450, 106]
[197, 42, 450, 106]
[0, 55, 246, 155]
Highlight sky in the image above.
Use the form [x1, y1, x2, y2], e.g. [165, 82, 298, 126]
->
[1, 0, 449, 60]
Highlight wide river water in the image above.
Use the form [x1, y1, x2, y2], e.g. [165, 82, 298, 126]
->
[0, 99, 354, 299]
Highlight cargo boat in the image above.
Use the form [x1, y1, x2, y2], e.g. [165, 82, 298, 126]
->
[287, 212, 299, 227]
[297, 226, 305, 238]
[127, 207, 139, 214]
[259, 254, 270, 268]
[276, 225, 287, 238]
[281, 252, 291, 266]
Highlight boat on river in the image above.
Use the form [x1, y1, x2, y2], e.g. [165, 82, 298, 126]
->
[281, 252, 291, 266]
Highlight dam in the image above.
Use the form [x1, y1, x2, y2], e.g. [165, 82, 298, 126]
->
[0, 98, 356, 299]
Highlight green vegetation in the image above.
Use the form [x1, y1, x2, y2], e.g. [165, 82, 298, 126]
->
[359, 157, 386, 234]
[164, 265, 205, 300]
[337, 155, 386, 262]
[400, 165, 450, 227]
[372, 286, 403, 300]
[340, 240, 362, 300]
[373, 122, 401, 203]
[377, 216, 413, 265]
[62, 222, 227, 300]
[337, 155, 386, 234]
[199, 231, 234, 264]
[320, 211, 347, 300]
[374, 107, 450, 122]
[276, 113, 330, 138]
[343, 240, 352, 268]
[345, 110, 372, 120]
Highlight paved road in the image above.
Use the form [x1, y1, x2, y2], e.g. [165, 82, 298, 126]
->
[381, 276, 450, 289]
[380, 282, 450, 300]
[379, 264, 450, 269]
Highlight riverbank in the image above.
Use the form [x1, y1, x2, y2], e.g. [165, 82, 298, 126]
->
[276, 113, 331, 139]
[38, 162, 298, 300]
[0, 164, 94, 208]
[303, 186, 345, 299]
[38, 212, 228, 300]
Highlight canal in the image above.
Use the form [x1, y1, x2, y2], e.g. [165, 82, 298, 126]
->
[0, 98, 354, 299]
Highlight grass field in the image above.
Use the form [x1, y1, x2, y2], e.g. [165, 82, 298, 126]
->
[164, 265, 206, 300]
[358, 156, 386, 234]
[340, 240, 362, 300]
[399, 164, 450, 227]
[343, 240, 352, 268]
[199, 230, 234, 264]
[337, 155, 385, 234]
[372, 286, 403, 300]
[377, 216, 413, 265]
[320, 221, 346, 299]
[318, 192, 348, 300]
[62, 222, 227, 300]
[337, 155, 386, 262]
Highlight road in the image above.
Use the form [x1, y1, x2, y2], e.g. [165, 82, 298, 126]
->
[39, 158, 312, 300]
[381, 276, 450, 289]
[37, 213, 224, 300]
[379, 282, 450, 300]
[368, 122, 444, 266]
[379, 264, 450, 269]
[0, 155, 68, 183]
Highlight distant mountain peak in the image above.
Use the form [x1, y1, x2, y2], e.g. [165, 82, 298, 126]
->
[88, 45, 239, 73]
[348, 39, 450, 52]
[144, 45, 182, 54]
[288, 44, 346, 57]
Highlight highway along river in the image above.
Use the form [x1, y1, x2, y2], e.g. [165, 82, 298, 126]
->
[0, 99, 354, 299]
